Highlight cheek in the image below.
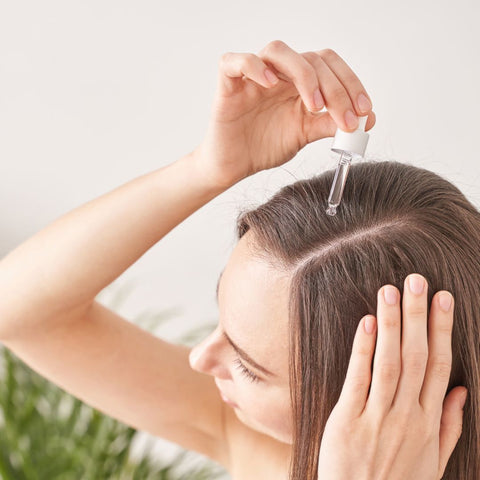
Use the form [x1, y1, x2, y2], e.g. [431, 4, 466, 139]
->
[236, 385, 293, 443]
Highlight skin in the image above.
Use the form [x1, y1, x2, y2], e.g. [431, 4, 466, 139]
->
[189, 229, 294, 444]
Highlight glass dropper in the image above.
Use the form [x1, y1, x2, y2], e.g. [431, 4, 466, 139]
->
[326, 151, 353, 216]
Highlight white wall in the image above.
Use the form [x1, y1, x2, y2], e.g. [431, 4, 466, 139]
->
[1, 0, 479, 472]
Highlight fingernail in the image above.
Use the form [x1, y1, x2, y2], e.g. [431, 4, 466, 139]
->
[439, 292, 453, 312]
[383, 286, 398, 305]
[408, 274, 425, 295]
[357, 93, 372, 113]
[345, 110, 359, 130]
[460, 389, 468, 408]
[313, 88, 324, 110]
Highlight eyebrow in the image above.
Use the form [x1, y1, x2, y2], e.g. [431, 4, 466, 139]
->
[215, 269, 276, 378]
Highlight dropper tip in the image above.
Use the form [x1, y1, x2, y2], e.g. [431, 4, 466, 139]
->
[326, 205, 337, 216]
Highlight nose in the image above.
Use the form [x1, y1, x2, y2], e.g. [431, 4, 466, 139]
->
[188, 328, 230, 379]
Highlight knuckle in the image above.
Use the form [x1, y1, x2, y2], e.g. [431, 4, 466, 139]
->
[381, 315, 400, 329]
[243, 52, 257, 63]
[356, 345, 373, 357]
[302, 51, 318, 62]
[350, 374, 370, 394]
[266, 39, 287, 53]
[220, 51, 233, 64]
[329, 86, 347, 103]
[319, 48, 338, 60]
[297, 65, 316, 84]
[436, 320, 453, 335]
[430, 354, 452, 381]
[406, 304, 426, 318]
[415, 419, 434, 441]
[378, 362, 400, 383]
[241, 53, 257, 69]
[404, 351, 428, 374]
[343, 71, 360, 86]
[392, 404, 419, 436]
[392, 402, 411, 425]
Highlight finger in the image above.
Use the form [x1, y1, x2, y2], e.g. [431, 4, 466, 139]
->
[365, 285, 401, 417]
[312, 49, 373, 117]
[437, 387, 467, 478]
[337, 315, 377, 418]
[303, 108, 377, 145]
[394, 274, 429, 408]
[300, 50, 362, 131]
[257, 40, 330, 115]
[420, 290, 454, 415]
[218, 51, 281, 95]
[366, 110, 376, 131]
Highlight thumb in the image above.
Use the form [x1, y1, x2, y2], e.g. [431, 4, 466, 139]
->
[438, 387, 467, 478]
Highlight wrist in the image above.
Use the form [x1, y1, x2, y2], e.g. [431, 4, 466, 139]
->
[190, 144, 245, 192]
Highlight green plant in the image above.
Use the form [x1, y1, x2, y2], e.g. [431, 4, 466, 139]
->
[0, 280, 229, 479]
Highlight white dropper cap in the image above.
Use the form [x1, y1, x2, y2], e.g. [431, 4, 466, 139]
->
[330, 115, 369, 157]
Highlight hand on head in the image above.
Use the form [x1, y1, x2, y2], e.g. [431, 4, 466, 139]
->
[317, 273, 466, 480]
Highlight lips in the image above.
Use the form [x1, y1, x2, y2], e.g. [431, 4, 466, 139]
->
[219, 390, 239, 408]
[215, 380, 239, 408]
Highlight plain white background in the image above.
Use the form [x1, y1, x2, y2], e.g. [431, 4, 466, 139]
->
[1, 0, 479, 473]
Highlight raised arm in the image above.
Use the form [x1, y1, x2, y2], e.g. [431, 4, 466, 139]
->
[0, 148, 229, 340]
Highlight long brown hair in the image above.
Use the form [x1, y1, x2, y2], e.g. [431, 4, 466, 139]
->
[235, 160, 479, 480]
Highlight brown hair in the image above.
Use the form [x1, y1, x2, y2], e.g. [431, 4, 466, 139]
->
[235, 160, 479, 480]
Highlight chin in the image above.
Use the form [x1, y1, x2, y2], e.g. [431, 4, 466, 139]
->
[235, 409, 293, 445]
[269, 431, 293, 445]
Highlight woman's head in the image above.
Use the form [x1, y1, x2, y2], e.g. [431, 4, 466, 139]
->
[189, 228, 294, 443]
[191, 160, 480, 480]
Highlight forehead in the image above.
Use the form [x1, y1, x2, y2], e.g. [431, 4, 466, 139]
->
[218, 232, 291, 379]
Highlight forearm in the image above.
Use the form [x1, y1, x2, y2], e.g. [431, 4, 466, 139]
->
[0, 149, 231, 337]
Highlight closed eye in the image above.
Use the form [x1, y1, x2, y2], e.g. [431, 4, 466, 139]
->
[233, 357, 260, 383]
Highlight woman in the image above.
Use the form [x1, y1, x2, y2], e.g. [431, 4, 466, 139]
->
[0, 41, 473, 479]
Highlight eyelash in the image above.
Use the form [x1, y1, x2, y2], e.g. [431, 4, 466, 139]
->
[233, 357, 260, 383]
